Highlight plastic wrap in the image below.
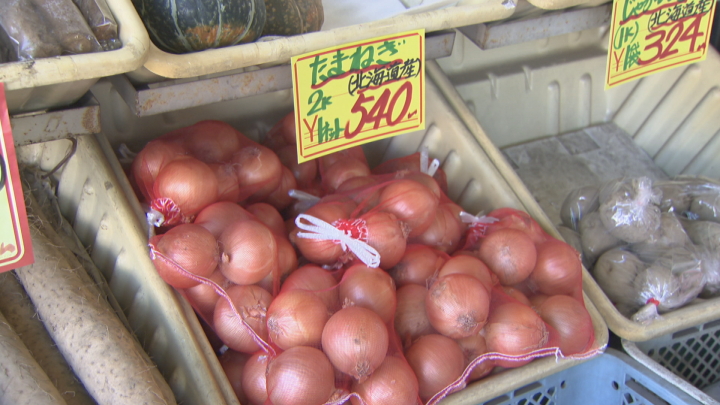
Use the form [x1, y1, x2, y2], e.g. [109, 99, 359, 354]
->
[560, 186, 599, 232]
[578, 211, 624, 268]
[655, 176, 720, 220]
[556, 225, 583, 258]
[681, 219, 720, 298]
[598, 177, 663, 243]
[30, 0, 102, 54]
[0, 0, 63, 61]
[71, 0, 120, 50]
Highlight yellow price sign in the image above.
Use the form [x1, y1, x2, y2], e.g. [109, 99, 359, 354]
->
[606, 0, 717, 88]
[291, 30, 425, 163]
[0, 83, 33, 272]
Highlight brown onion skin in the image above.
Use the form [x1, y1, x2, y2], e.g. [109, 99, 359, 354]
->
[405, 334, 466, 403]
[132, 139, 189, 201]
[195, 202, 254, 238]
[256, 235, 298, 295]
[455, 333, 495, 382]
[395, 284, 435, 349]
[153, 157, 219, 217]
[231, 145, 283, 201]
[260, 166, 298, 210]
[361, 210, 408, 269]
[219, 350, 249, 405]
[219, 219, 278, 285]
[242, 351, 270, 405]
[501, 286, 532, 307]
[535, 295, 593, 356]
[322, 157, 372, 192]
[322, 306, 389, 382]
[276, 144, 318, 189]
[153, 224, 219, 289]
[179, 122, 242, 163]
[213, 285, 272, 353]
[350, 355, 420, 405]
[410, 202, 466, 253]
[485, 302, 549, 368]
[280, 265, 339, 311]
[209, 162, 242, 202]
[437, 255, 496, 293]
[336, 176, 381, 208]
[389, 245, 446, 288]
[378, 179, 439, 237]
[320, 146, 368, 172]
[426, 274, 490, 339]
[246, 202, 287, 237]
[527, 239, 583, 297]
[339, 264, 397, 324]
[266, 346, 336, 405]
[477, 228, 537, 286]
[266, 289, 329, 350]
[184, 270, 232, 323]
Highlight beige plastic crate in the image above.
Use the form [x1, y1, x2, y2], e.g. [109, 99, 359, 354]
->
[433, 26, 720, 342]
[87, 74, 608, 404]
[0, 0, 149, 114]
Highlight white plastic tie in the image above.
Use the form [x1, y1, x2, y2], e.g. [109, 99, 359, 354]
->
[459, 211, 499, 224]
[288, 189, 321, 203]
[295, 214, 381, 268]
[147, 208, 165, 228]
[419, 147, 441, 177]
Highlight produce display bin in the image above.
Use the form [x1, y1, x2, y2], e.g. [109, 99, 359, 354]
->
[622, 319, 720, 405]
[0, 0, 150, 114]
[82, 72, 609, 404]
[480, 348, 702, 405]
[431, 26, 720, 342]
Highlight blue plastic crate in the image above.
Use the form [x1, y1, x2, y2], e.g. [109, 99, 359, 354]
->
[479, 349, 700, 405]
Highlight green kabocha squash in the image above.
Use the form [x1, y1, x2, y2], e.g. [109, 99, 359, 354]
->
[133, 0, 266, 54]
[261, 0, 323, 37]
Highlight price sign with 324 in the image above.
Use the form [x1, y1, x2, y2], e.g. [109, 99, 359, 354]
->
[605, 0, 717, 88]
[291, 30, 425, 163]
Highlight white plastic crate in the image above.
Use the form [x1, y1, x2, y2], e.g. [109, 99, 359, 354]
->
[0, 0, 149, 114]
[85, 74, 608, 404]
[622, 319, 720, 405]
[432, 26, 720, 342]
[481, 348, 702, 405]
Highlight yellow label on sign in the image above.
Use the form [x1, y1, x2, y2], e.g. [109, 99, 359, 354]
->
[0, 83, 33, 273]
[605, 0, 717, 88]
[291, 30, 425, 163]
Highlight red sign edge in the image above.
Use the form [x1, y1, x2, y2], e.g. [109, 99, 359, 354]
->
[0, 82, 34, 272]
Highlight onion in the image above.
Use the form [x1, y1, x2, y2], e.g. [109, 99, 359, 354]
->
[152, 223, 219, 289]
[527, 239, 583, 297]
[214, 284, 273, 353]
[242, 351, 270, 405]
[195, 202, 253, 238]
[246, 202, 286, 236]
[276, 144, 318, 188]
[426, 274, 490, 339]
[266, 346, 336, 405]
[455, 333, 494, 382]
[350, 355, 419, 405]
[256, 236, 297, 295]
[535, 295, 593, 356]
[322, 157, 371, 192]
[486, 208, 547, 245]
[266, 289, 329, 350]
[404, 334, 466, 403]
[501, 286, 532, 306]
[378, 179, 439, 237]
[437, 255, 496, 293]
[153, 157, 219, 220]
[359, 210, 408, 269]
[339, 264, 397, 324]
[291, 201, 350, 265]
[322, 306, 389, 382]
[389, 245, 446, 288]
[219, 349, 249, 405]
[264, 112, 297, 150]
[209, 162, 242, 202]
[484, 302, 549, 368]
[528, 294, 550, 311]
[280, 265, 339, 311]
[180, 121, 242, 163]
[399, 172, 443, 199]
[262, 166, 298, 210]
[219, 219, 278, 285]
[336, 176, 381, 208]
[231, 145, 283, 201]
[394, 284, 435, 348]
[131, 139, 188, 201]
[320, 146, 368, 169]
[477, 228, 537, 286]
[410, 202, 465, 253]
[184, 270, 232, 322]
